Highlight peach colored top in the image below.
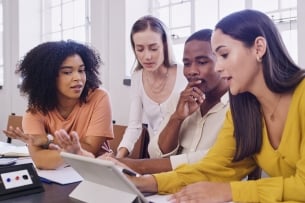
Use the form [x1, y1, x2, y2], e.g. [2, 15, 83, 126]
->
[23, 88, 114, 154]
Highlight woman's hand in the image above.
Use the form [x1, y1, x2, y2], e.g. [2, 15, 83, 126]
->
[52, 129, 94, 157]
[168, 182, 232, 203]
[3, 126, 30, 143]
[3, 126, 48, 146]
[98, 151, 115, 159]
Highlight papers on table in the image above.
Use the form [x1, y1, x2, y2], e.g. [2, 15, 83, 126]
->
[36, 164, 83, 185]
[0, 142, 82, 185]
[0, 142, 29, 157]
[146, 194, 170, 202]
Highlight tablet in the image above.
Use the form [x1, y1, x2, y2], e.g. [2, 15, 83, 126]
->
[60, 152, 149, 203]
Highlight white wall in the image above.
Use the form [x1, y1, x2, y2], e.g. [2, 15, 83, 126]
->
[0, 0, 18, 142]
[94, 0, 149, 125]
[0, 0, 41, 140]
[0, 0, 40, 143]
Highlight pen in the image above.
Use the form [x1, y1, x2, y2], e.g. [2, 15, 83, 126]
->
[40, 177, 52, 184]
[122, 168, 140, 177]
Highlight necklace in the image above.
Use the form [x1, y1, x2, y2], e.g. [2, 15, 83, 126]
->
[269, 94, 282, 121]
[145, 68, 169, 94]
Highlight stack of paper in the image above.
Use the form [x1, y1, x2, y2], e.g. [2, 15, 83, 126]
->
[0, 142, 29, 157]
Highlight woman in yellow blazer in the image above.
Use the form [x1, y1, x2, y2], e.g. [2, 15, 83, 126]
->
[129, 9, 305, 203]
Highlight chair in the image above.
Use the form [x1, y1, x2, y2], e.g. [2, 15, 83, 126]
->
[6, 113, 23, 143]
[109, 124, 149, 159]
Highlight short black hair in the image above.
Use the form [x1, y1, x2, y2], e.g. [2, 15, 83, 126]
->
[16, 40, 102, 114]
[185, 29, 212, 43]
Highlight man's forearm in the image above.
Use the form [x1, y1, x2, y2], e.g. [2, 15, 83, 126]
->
[157, 113, 184, 154]
[119, 157, 172, 174]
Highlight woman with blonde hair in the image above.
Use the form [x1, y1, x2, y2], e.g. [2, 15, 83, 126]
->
[116, 15, 186, 158]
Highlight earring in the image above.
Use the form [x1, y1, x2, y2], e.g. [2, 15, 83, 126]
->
[257, 56, 262, 62]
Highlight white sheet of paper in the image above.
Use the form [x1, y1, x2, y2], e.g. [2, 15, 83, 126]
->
[36, 164, 83, 185]
[146, 194, 170, 203]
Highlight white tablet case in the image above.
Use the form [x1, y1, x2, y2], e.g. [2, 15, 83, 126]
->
[60, 152, 149, 203]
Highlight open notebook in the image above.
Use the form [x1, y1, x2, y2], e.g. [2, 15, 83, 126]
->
[60, 152, 150, 203]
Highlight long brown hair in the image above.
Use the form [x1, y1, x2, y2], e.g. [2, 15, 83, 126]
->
[215, 9, 305, 161]
[130, 15, 176, 72]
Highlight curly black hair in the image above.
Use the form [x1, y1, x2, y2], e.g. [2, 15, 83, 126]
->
[16, 40, 102, 114]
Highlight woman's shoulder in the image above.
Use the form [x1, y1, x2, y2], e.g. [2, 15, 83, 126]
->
[87, 88, 110, 101]
[130, 69, 143, 87]
[131, 69, 142, 79]
[23, 109, 49, 122]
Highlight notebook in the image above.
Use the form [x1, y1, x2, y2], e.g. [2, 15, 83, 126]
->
[60, 152, 149, 203]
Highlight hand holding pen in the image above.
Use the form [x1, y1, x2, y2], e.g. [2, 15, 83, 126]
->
[122, 168, 140, 177]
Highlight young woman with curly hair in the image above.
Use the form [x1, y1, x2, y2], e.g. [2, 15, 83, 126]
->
[4, 40, 114, 169]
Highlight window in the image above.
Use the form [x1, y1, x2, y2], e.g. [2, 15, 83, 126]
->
[151, 0, 298, 64]
[252, 0, 297, 62]
[151, 0, 245, 63]
[42, 0, 91, 43]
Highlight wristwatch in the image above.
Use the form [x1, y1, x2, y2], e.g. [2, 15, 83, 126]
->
[42, 134, 54, 149]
